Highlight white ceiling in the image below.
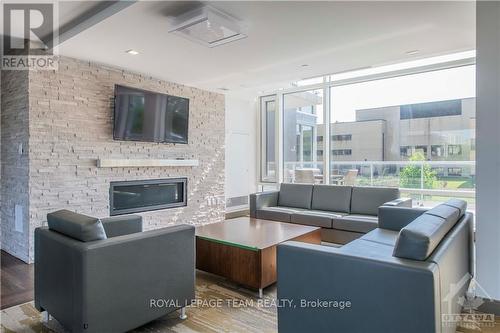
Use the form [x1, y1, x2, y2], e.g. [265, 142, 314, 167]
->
[57, 1, 476, 97]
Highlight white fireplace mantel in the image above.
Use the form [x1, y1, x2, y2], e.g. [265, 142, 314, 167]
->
[96, 158, 199, 168]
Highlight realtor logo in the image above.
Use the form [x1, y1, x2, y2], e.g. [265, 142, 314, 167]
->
[2, 2, 58, 70]
[442, 273, 496, 330]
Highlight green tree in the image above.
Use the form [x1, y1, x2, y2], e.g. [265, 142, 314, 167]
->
[399, 152, 437, 189]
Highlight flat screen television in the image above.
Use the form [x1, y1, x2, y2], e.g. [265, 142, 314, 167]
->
[113, 85, 189, 144]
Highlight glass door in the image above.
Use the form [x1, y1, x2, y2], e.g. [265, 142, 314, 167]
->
[283, 89, 324, 184]
[260, 96, 277, 182]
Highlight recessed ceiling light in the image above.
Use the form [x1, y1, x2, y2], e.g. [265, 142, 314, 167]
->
[126, 49, 139, 55]
[406, 50, 419, 56]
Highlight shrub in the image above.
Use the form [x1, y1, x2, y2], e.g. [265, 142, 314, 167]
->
[399, 152, 437, 189]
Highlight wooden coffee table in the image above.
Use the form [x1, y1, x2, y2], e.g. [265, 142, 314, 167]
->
[195, 217, 321, 297]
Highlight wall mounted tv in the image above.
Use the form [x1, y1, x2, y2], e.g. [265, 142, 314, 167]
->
[113, 85, 189, 144]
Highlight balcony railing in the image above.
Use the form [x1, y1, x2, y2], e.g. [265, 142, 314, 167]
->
[276, 160, 475, 211]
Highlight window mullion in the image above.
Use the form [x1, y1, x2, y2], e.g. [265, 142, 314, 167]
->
[324, 86, 331, 184]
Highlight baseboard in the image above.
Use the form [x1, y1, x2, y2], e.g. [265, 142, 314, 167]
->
[226, 196, 249, 208]
[0, 249, 30, 264]
[225, 209, 249, 219]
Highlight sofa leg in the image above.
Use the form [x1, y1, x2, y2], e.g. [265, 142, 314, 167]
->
[179, 307, 187, 320]
[41, 311, 50, 322]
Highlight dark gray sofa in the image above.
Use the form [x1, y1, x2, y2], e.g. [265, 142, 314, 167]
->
[35, 210, 195, 333]
[250, 183, 411, 243]
[277, 199, 473, 333]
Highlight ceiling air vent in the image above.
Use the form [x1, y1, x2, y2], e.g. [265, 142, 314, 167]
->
[168, 6, 247, 48]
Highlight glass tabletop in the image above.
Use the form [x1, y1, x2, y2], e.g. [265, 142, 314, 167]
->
[195, 217, 320, 250]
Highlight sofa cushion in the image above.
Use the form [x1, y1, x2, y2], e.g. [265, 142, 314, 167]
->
[339, 238, 395, 260]
[378, 206, 427, 231]
[443, 199, 467, 217]
[257, 206, 306, 222]
[47, 210, 107, 242]
[100, 215, 143, 237]
[424, 205, 460, 225]
[311, 185, 352, 213]
[350, 187, 400, 216]
[360, 228, 399, 246]
[332, 214, 378, 233]
[393, 201, 464, 260]
[291, 210, 346, 228]
[278, 183, 313, 209]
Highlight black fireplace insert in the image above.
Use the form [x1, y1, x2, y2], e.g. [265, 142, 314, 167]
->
[110, 178, 187, 215]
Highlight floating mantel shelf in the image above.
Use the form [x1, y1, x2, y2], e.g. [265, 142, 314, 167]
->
[97, 159, 199, 168]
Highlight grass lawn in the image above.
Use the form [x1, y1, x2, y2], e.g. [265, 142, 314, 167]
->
[354, 176, 475, 190]
[433, 177, 475, 190]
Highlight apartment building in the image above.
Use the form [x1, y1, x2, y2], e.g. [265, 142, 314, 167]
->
[357, 98, 476, 163]
[284, 98, 476, 177]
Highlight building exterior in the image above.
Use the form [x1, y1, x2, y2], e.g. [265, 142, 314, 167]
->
[281, 97, 475, 180]
[317, 120, 386, 162]
[356, 98, 475, 164]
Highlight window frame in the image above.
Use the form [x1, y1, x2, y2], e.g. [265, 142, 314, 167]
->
[259, 95, 278, 183]
[257, 55, 475, 187]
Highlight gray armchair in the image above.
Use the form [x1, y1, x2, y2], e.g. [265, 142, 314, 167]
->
[35, 210, 195, 333]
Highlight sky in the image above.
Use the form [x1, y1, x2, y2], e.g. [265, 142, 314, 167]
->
[288, 51, 477, 125]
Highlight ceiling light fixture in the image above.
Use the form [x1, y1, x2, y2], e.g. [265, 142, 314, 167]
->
[126, 49, 139, 55]
[406, 50, 419, 56]
[168, 6, 247, 48]
[301, 64, 309, 67]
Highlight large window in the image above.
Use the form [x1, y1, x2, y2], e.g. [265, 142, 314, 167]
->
[329, 65, 475, 209]
[283, 89, 324, 183]
[259, 52, 476, 210]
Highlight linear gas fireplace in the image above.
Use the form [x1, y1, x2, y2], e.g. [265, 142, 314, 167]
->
[110, 178, 187, 215]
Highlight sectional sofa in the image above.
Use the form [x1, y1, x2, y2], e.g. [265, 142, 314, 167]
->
[277, 199, 473, 333]
[250, 183, 411, 244]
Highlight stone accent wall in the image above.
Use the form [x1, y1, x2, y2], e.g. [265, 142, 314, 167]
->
[3, 57, 225, 263]
[1, 70, 31, 262]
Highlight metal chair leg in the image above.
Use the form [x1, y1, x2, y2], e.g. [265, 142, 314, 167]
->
[41, 311, 50, 322]
[179, 307, 187, 320]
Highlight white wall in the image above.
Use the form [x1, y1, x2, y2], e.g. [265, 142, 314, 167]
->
[225, 95, 258, 208]
[476, 1, 500, 300]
